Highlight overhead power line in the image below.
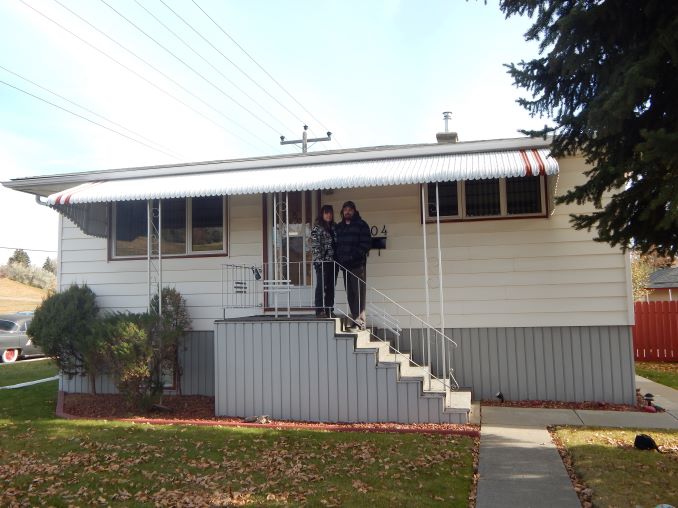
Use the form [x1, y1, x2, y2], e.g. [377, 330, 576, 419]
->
[98, 0, 283, 139]
[0, 79, 181, 159]
[160, 0, 306, 132]
[192, 0, 343, 148]
[0, 247, 58, 253]
[0, 64, 184, 160]
[50, 0, 269, 151]
[133, 0, 295, 137]
[24, 0, 265, 153]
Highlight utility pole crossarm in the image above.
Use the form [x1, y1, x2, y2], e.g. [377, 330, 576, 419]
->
[280, 125, 332, 153]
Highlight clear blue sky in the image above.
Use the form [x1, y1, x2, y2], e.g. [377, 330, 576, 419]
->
[0, 0, 544, 265]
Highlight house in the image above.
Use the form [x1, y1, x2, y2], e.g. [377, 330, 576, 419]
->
[2, 134, 637, 423]
[645, 267, 678, 302]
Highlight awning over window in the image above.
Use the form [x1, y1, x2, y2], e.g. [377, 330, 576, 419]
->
[47, 148, 558, 205]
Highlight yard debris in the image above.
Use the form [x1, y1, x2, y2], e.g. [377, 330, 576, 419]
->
[481, 399, 642, 411]
[243, 415, 271, 424]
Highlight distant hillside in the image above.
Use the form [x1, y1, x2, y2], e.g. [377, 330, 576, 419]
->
[0, 277, 48, 314]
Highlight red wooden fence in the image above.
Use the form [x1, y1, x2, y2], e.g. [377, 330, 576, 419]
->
[633, 301, 678, 361]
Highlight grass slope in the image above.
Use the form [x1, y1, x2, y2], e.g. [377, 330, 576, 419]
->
[0, 359, 58, 387]
[0, 277, 47, 313]
[0, 383, 476, 506]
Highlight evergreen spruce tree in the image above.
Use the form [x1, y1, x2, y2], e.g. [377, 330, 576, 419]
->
[500, 0, 678, 257]
[42, 257, 57, 274]
[8, 249, 30, 266]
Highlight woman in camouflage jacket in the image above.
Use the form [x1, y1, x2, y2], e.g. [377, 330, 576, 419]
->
[310, 205, 336, 317]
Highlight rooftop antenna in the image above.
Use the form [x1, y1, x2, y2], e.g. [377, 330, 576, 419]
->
[280, 125, 332, 154]
[443, 111, 452, 133]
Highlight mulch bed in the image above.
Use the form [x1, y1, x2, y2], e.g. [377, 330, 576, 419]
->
[481, 399, 643, 411]
[62, 393, 479, 435]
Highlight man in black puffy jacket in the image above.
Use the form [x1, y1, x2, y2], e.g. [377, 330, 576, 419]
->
[335, 201, 371, 330]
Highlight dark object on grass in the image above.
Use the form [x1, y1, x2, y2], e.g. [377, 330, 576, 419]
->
[150, 404, 173, 413]
[634, 434, 659, 451]
[243, 415, 271, 424]
[495, 391, 504, 403]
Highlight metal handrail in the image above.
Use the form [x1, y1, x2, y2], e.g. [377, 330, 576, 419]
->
[329, 261, 460, 392]
[222, 260, 460, 393]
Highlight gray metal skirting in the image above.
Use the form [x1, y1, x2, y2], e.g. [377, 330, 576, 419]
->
[60, 324, 635, 406]
[390, 325, 636, 404]
[213, 319, 461, 423]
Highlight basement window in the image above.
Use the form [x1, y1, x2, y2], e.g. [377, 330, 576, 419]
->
[111, 196, 228, 258]
[425, 175, 546, 221]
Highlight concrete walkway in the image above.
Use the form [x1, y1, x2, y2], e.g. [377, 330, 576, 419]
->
[476, 376, 678, 508]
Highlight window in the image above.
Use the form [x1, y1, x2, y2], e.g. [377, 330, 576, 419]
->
[425, 175, 545, 221]
[112, 197, 227, 258]
[427, 182, 458, 217]
[506, 176, 542, 215]
[191, 196, 224, 252]
[162, 198, 187, 255]
[114, 200, 148, 256]
[465, 179, 500, 217]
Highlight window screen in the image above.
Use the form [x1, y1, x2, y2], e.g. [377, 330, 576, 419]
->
[427, 182, 458, 217]
[465, 179, 500, 217]
[192, 196, 224, 252]
[115, 201, 147, 256]
[506, 176, 542, 214]
[161, 198, 186, 254]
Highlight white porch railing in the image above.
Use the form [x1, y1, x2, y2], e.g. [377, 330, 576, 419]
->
[222, 261, 460, 391]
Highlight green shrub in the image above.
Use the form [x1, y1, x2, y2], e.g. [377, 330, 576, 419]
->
[149, 287, 191, 396]
[27, 284, 104, 392]
[98, 313, 155, 410]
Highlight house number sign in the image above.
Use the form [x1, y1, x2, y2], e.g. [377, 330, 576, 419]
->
[370, 225, 388, 237]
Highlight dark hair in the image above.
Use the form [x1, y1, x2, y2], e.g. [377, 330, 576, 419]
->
[341, 200, 361, 220]
[341, 200, 356, 212]
[316, 204, 334, 231]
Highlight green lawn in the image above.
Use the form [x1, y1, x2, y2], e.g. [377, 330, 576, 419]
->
[0, 380, 476, 506]
[0, 358, 58, 387]
[554, 427, 678, 508]
[635, 361, 678, 390]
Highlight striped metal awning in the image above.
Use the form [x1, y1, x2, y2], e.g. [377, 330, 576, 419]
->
[47, 148, 558, 205]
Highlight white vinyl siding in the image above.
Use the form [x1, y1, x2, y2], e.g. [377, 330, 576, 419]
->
[58, 156, 631, 330]
[324, 155, 630, 328]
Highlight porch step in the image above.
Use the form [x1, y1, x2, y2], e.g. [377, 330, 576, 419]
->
[343, 324, 471, 422]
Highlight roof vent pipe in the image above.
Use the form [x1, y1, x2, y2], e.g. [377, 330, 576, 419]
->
[436, 111, 458, 143]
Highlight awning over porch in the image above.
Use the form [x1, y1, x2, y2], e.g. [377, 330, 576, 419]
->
[46, 148, 558, 205]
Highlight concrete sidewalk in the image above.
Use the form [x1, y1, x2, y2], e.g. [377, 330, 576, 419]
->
[476, 376, 678, 508]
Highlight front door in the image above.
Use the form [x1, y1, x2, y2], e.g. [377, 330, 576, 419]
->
[265, 191, 319, 307]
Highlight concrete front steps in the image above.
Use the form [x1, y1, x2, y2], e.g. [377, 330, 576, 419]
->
[338, 321, 472, 424]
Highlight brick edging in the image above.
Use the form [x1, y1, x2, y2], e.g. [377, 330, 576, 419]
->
[55, 391, 479, 437]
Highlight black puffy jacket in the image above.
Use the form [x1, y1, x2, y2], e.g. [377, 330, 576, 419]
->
[334, 214, 371, 269]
